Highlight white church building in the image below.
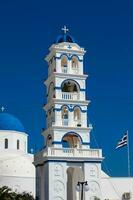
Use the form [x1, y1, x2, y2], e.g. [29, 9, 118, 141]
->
[0, 112, 35, 196]
[34, 27, 133, 200]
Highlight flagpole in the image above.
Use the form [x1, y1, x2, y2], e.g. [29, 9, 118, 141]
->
[127, 130, 130, 177]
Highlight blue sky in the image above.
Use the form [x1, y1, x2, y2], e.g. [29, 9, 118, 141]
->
[0, 0, 133, 177]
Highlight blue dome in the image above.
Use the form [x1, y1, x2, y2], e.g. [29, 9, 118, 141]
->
[0, 113, 25, 133]
[56, 33, 75, 43]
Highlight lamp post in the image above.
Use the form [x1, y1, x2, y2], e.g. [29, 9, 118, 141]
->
[76, 181, 89, 200]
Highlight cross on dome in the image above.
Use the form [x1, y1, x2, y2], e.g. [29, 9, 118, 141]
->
[62, 26, 69, 34]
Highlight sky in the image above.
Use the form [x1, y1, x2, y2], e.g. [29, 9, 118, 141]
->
[0, 0, 133, 177]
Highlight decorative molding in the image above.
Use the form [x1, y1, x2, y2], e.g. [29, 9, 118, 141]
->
[55, 53, 83, 62]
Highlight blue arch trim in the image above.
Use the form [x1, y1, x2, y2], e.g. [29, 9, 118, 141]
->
[61, 79, 80, 91]
[55, 53, 83, 62]
[71, 54, 83, 61]
[62, 131, 83, 143]
[54, 105, 87, 113]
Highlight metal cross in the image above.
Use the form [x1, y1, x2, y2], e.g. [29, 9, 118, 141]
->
[62, 26, 69, 34]
[1, 106, 5, 112]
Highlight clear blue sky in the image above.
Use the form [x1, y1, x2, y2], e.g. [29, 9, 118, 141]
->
[0, 0, 133, 177]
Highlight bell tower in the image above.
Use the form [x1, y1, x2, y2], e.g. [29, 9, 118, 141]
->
[34, 27, 103, 200]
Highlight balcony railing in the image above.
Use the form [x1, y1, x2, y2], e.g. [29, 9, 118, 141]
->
[62, 92, 79, 100]
[62, 119, 68, 126]
[35, 147, 102, 162]
[49, 148, 102, 158]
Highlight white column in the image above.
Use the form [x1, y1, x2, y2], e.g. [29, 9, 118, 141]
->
[68, 59, 72, 74]
[68, 111, 73, 127]
[55, 110, 62, 126]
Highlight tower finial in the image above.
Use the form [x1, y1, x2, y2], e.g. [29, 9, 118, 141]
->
[61, 26, 69, 34]
[1, 106, 5, 112]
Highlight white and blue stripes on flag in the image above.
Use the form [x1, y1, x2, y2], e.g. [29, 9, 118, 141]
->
[116, 133, 128, 149]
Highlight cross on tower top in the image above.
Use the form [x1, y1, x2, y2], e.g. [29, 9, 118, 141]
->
[61, 26, 69, 34]
[1, 106, 5, 112]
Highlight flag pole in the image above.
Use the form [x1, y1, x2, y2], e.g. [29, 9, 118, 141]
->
[127, 130, 130, 177]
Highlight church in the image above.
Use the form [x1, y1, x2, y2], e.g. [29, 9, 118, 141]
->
[0, 27, 133, 200]
[0, 112, 35, 196]
[34, 27, 133, 200]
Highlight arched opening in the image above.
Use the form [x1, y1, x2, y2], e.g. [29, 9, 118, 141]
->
[62, 106, 68, 126]
[5, 138, 8, 149]
[67, 167, 84, 200]
[62, 132, 82, 148]
[61, 80, 80, 100]
[74, 107, 81, 127]
[61, 56, 68, 73]
[17, 140, 20, 150]
[72, 56, 78, 74]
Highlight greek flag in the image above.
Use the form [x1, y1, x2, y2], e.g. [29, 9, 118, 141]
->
[116, 134, 128, 149]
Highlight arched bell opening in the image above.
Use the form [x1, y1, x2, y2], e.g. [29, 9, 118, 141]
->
[67, 167, 84, 200]
[61, 80, 80, 100]
[61, 106, 69, 126]
[62, 132, 82, 148]
[74, 107, 81, 127]
[61, 56, 68, 73]
[61, 80, 79, 93]
[72, 56, 79, 74]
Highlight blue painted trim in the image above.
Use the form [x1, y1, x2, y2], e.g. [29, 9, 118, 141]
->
[54, 86, 60, 90]
[54, 105, 87, 113]
[72, 105, 87, 112]
[52, 141, 61, 144]
[60, 104, 70, 110]
[52, 141, 90, 145]
[71, 54, 83, 62]
[82, 142, 90, 145]
[62, 131, 83, 143]
[61, 79, 80, 91]
[55, 53, 83, 62]
[80, 89, 85, 91]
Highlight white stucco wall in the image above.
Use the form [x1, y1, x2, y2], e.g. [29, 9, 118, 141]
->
[101, 171, 133, 200]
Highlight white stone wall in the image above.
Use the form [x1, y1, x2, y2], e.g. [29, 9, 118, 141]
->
[101, 172, 133, 200]
[48, 162, 67, 200]
[0, 151, 35, 196]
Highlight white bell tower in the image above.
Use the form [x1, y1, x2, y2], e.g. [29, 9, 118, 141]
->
[34, 27, 103, 200]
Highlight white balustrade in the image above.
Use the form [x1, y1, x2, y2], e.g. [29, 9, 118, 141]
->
[62, 119, 68, 126]
[47, 147, 102, 158]
[62, 92, 79, 100]
[61, 66, 68, 73]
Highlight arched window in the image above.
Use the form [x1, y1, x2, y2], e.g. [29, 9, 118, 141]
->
[72, 56, 78, 74]
[62, 106, 68, 126]
[17, 140, 20, 150]
[61, 80, 79, 93]
[72, 56, 78, 68]
[61, 56, 68, 73]
[62, 132, 82, 148]
[5, 138, 8, 149]
[74, 107, 81, 126]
